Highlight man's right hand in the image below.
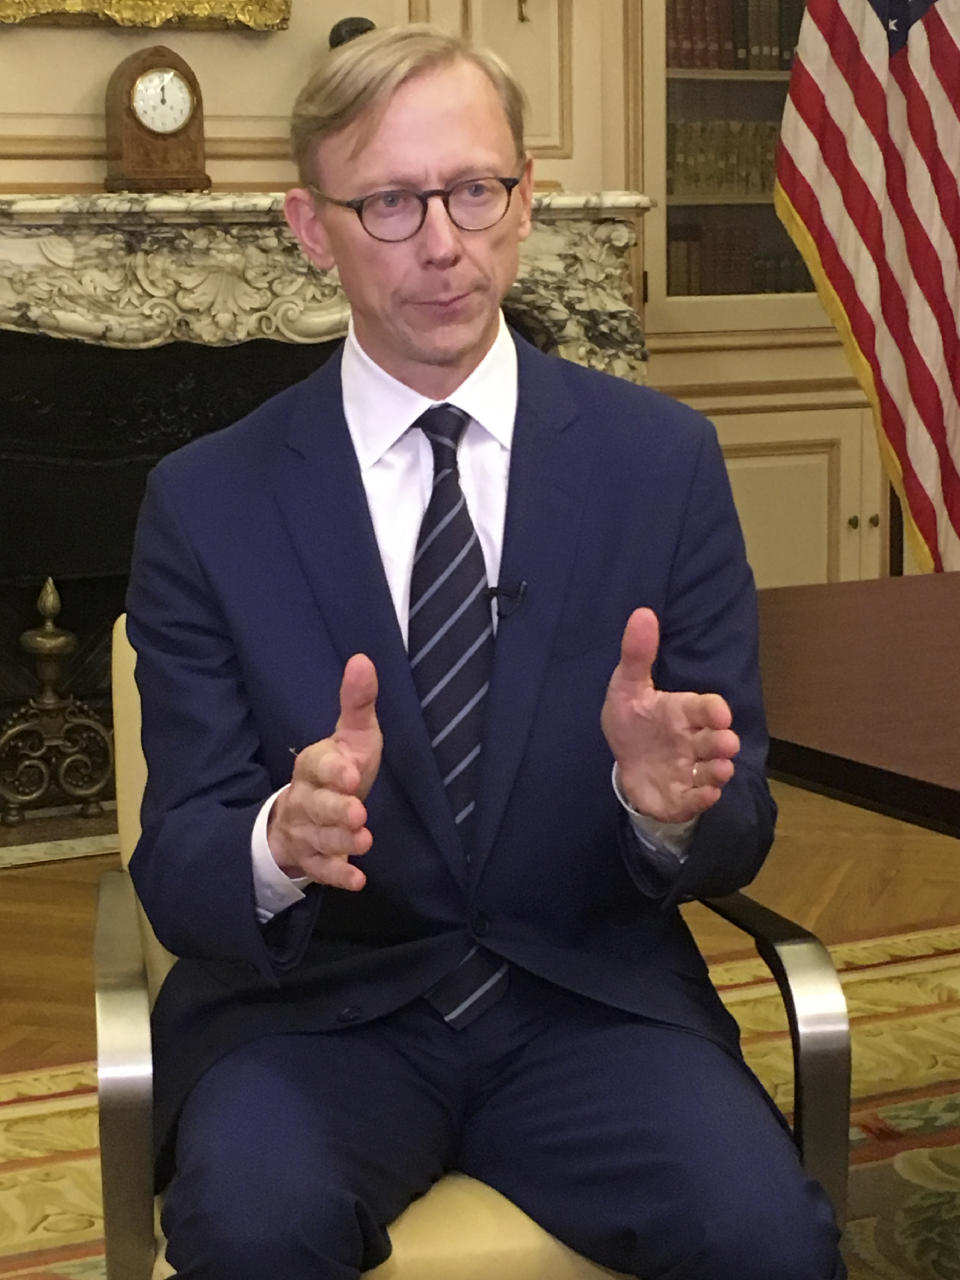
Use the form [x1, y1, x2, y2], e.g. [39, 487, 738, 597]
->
[267, 654, 382, 891]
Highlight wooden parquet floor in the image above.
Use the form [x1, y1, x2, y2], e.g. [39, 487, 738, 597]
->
[684, 779, 960, 956]
[0, 851, 119, 1074]
[1, 779, 958, 1075]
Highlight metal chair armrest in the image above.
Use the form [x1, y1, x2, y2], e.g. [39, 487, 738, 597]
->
[701, 891, 851, 1224]
[94, 868, 156, 1280]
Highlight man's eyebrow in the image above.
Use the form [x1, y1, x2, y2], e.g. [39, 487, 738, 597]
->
[358, 165, 510, 192]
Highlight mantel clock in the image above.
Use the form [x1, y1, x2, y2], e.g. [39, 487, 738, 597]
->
[105, 46, 211, 192]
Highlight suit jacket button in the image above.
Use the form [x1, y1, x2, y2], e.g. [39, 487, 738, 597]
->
[471, 912, 489, 937]
[337, 1005, 362, 1024]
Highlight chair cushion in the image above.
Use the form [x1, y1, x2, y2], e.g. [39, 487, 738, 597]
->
[152, 1173, 628, 1279]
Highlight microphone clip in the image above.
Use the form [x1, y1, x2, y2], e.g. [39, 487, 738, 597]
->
[487, 580, 527, 618]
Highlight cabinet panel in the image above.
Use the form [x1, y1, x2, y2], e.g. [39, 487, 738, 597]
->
[469, 0, 572, 155]
[714, 409, 869, 588]
[724, 444, 839, 587]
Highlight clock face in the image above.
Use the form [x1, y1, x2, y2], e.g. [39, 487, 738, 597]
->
[130, 68, 194, 135]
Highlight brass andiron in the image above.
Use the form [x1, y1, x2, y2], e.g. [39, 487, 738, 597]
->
[0, 579, 113, 825]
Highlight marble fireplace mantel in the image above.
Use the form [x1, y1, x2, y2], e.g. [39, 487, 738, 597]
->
[0, 190, 651, 379]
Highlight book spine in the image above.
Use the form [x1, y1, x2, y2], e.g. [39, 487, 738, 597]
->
[732, 0, 750, 69]
[691, 120, 706, 196]
[688, 229, 702, 295]
[780, 0, 803, 68]
[748, 0, 764, 68]
[692, 0, 709, 68]
[715, 225, 735, 294]
[718, 0, 736, 68]
[667, 0, 679, 67]
[767, 0, 781, 70]
[676, 0, 695, 68]
[732, 119, 750, 195]
[673, 120, 689, 199]
[699, 220, 717, 296]
[704, 0, 722, 67]
[668, 233, 690, 297]
[717, 120, 735, 196]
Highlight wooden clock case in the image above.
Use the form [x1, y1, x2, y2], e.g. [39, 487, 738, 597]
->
[105, 45, 211, 193]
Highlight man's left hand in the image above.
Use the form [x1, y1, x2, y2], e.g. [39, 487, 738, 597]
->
[601, 608, 740, 824]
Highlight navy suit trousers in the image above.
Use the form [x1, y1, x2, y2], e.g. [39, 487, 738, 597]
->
[161, 970, 845, 1280]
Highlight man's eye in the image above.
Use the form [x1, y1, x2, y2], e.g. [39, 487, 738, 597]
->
[370, 190, 411, 214]
[463, 180, 494, 200]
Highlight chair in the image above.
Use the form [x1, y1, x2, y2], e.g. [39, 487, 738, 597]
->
[95, 615, 851, 1280]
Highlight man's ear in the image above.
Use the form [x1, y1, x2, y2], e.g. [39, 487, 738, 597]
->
[284, 187, 336, 272]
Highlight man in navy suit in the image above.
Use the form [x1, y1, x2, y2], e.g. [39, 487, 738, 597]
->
[126, 22, 845, 1280]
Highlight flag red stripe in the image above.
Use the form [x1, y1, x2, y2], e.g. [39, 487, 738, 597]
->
[776, 146, 942, 564]
[788, 60, 960, 535]
[883, 60, 960, 406]
[924, 7, 960, 120]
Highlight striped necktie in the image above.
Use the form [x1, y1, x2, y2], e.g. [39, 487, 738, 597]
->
[408, 403, 494, 850]
[409, 404, 509, 1028]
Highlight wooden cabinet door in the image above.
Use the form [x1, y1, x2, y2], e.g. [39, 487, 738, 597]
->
[715, 407, 882, 588]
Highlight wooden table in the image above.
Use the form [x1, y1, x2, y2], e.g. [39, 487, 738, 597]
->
[758, 573, 960, 833]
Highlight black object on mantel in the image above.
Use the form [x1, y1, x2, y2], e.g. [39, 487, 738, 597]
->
[329, 16, 376, 49]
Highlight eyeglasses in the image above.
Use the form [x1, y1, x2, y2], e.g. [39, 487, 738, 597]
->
[306, 174, 522, 243]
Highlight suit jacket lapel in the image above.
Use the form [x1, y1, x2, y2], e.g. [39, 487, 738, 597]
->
[472, 340, 594, 884]
[270, 352, 467, 887]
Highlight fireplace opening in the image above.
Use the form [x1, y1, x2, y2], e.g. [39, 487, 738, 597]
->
[1, 328, 344, 817]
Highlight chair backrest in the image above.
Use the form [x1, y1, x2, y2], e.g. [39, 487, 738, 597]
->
[111, 615, 147, 869]
[111, 613, 176, 997]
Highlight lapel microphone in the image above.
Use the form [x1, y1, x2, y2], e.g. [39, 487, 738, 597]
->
[486, 581, 528, 618]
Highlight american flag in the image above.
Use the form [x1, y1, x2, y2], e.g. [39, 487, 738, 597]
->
[775, 0, 960, 571]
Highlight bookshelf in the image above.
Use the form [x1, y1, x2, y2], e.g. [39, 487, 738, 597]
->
[664, 8, 810, 298]
[642, 0, 827, 335]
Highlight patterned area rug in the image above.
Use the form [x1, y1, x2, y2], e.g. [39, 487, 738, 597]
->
[2, 925, 959, 1279]
[0, 1062, 102, 1278]
[713, 925, 960, 1279]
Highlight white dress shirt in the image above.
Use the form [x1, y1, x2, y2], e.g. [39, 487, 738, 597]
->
[250, 316, 692, 922]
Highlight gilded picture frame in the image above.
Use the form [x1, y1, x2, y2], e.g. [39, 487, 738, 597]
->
[0, 0, 290, 28]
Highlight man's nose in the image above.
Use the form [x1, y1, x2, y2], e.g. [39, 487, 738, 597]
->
[418, 193, 461, 260]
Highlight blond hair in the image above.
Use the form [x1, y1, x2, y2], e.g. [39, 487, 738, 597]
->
[290, 24, 526, 185]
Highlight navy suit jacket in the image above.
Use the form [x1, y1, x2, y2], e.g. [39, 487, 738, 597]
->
[127, 334, 776, 1183]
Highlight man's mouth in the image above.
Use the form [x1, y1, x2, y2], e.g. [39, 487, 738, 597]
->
[414, 292, 472, 308]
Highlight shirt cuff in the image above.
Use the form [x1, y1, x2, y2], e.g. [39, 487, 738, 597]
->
[251, 785, 310, 924]
[611, 763, 698, 862]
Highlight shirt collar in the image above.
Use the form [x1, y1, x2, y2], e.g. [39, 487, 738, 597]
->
[341, 313, 517, 470]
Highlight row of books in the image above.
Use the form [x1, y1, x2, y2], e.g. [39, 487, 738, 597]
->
[669, 224, 813, 295]
[667, 118, 781, 200]
[667, 0, 805, 71]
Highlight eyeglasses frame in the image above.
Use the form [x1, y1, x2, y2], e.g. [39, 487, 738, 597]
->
[305, 174, 523, 243]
